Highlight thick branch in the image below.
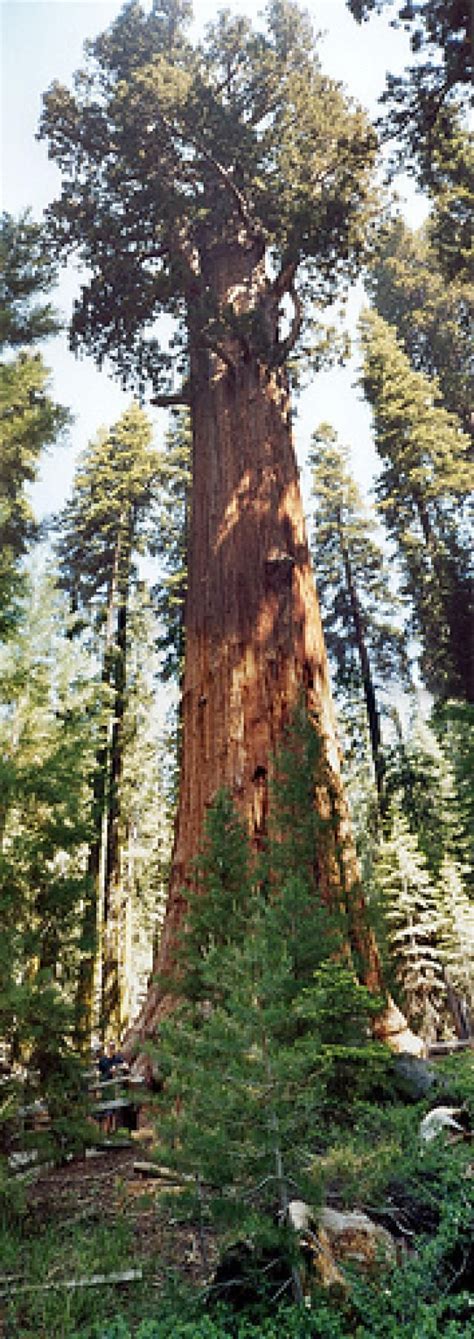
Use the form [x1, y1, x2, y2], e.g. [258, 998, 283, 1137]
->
[196, 143, 265, 246]
[158, 108, 264, 248]
[272, 257, 299, 302]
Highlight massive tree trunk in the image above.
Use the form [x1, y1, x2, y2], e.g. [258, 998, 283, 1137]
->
[129, 235, 419, 1056]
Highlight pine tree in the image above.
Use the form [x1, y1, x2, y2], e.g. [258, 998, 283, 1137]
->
[0, 213, 69, 638]
[359, 308, 473, 703]
[366, 218, 473, 443]
[346, 4, 472, 213]
[425, 116, 473, 284]
[153, 714, 384, 1286]
[380, 706, 474, 1037]
[384, 711, 470, 882]
[374, 810, 446, 1042]
[309, 422, 410, 809]
[0, 572, 97, 1158]
[39, 1, 397, 1046]
[56, 403, 162, 1040]
[434, 701, 474, 890]
[118, 586, 174, 1030]
[436, 855, 474, 1036]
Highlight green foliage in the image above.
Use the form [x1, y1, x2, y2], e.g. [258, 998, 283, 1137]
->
[371, 707, 474, 1035]
[1, 1216, 138, 1339]
[88, 1303, 355, 1338]
[0, 214, 69, 639]
[2, 1052, 473, 1336]
[359, 307, 473, 704]
[0, 573, 100, 1184]
[55, 403, 169, 1040]
[56, 404, 160, 619]
[433, 701, 474, 886]
[425, 117, 474, 284]
[309, 422, 411, 807]
[152, 710, 384, 1265]
[346, 4, 472, 218]
[310, 423, 409, 700]
[366, 218, 474, 443]
[373, 808, 447, 1037]
[151, 410, 190, 687]
[0, 211, 60, 348]
[384, 712, 468, 881]
[39, 0, 378, 394]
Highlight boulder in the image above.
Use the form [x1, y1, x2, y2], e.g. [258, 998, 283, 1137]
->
[392, 1053, 440, 1102]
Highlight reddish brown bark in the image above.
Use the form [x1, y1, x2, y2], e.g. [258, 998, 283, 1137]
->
[127, 234, 420, 1059]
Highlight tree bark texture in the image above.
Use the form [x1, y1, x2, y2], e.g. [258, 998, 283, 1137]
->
[129, 237, 420, 1057]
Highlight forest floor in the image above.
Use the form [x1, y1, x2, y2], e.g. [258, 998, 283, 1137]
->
[2, 1051, 474, 1339]
[26, 1134, 215, 1286]
[1, 1133, 218, 1338]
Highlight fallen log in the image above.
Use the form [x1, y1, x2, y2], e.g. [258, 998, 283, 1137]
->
[133, 1160, 194, 1184]
[0, 1268, 143, 1297]
[428, 1039, 473, 1057]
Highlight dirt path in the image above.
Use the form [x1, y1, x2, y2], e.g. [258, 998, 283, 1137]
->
[25, 1139, 216, 1288]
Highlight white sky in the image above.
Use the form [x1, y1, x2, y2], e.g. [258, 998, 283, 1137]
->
[1, 0, 427, 520]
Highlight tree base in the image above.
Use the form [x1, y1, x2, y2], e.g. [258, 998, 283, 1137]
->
[374, 997, 426, 1057]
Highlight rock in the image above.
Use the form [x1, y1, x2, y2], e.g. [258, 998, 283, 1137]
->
[311, 1226, 347, 1292]
[392, 1053, 440, 1102]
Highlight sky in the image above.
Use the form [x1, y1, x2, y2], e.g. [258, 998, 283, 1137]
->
[1, 0, 426, 521]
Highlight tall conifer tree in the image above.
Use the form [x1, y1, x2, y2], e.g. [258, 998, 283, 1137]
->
[366, 218, 473, 444]
[309, 423, 409, 809]
[57, 403, 161, 1039]
[39, 0, 406, 1046]
[346, 3, 472, 226]
[0, 213, 69, 638]
[359, 308, 473, 703]
[0, 573, 96, 1150]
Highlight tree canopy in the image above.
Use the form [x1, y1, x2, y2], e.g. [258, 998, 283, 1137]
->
[366, 218, 474, 443]
[39, 0, 378, 397]
[346, 2, 472, 188]
[359, 307, 473, 703]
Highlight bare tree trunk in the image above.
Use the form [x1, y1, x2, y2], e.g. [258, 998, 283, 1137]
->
[101, 588, 128, 1039]
[338, 519, 386, 811]
[74, 561, 119, 1050]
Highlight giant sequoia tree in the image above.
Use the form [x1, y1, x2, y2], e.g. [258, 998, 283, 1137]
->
[40, 0, 413, 1045]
